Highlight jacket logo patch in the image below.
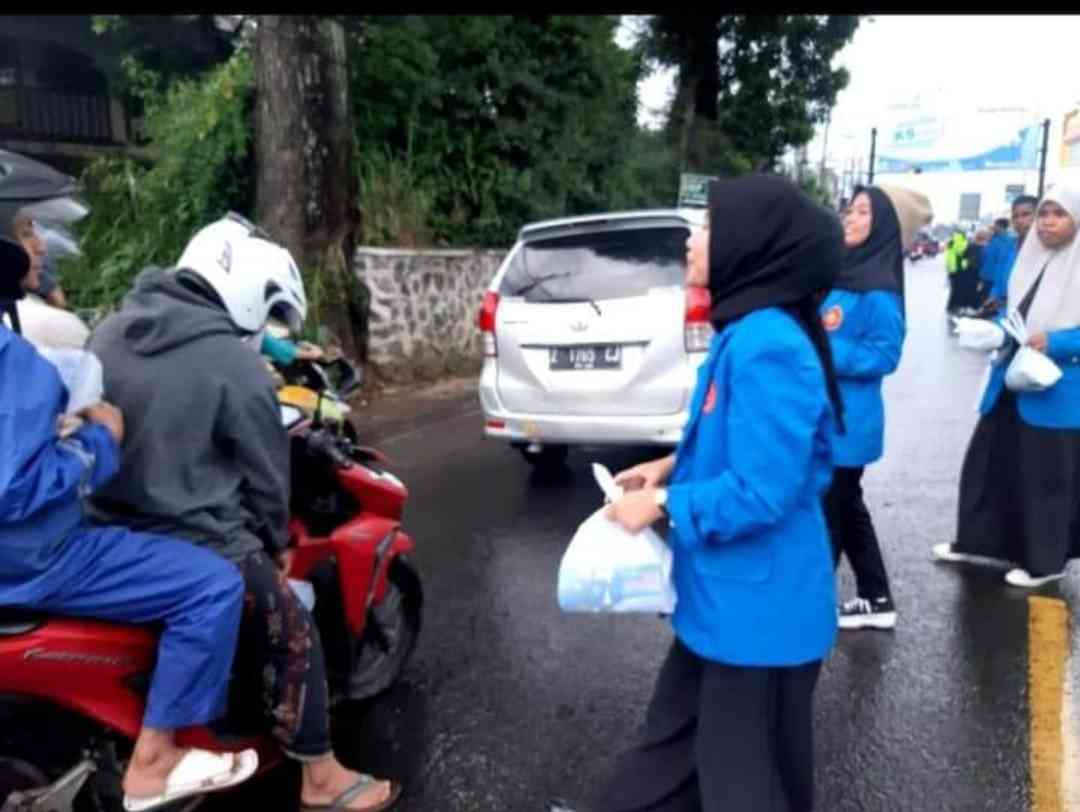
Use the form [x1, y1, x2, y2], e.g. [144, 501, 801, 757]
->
[823, 305, 844, 332]
[703, 382, 718, 415]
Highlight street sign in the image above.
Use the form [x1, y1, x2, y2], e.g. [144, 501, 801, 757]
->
[958, 193, 981, 222]
[1005, 184, 1025, 204]
[678, 173, 717, 208]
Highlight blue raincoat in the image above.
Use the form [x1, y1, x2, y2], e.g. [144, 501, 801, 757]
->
[982, 233, 1019, 302]
[819, 289, 905, 467]
[0, 324, 244, 728]
[665, 308, 838, 667]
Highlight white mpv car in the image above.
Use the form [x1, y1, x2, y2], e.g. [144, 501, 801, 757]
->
[477, 208, 712, 469]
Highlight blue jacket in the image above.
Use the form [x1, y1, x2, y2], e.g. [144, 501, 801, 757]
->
[0, 325, 118, 579]
[665, 307, 838, 667]
[820, 290, 905, 467]
[261, 333, 299, 366]
[979, 326, 1080, 430]
[984, 234, 1019, 302]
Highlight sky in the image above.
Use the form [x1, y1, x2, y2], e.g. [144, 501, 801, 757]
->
[621, 15, 1080, 170]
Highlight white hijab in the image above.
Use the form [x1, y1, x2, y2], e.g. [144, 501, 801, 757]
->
[1007, 183, 1080, 333]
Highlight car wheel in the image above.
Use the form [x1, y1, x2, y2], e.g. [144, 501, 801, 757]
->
[519, 444, 569, 470]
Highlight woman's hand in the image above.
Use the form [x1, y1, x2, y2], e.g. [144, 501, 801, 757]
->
[1028, 332, 1049, 353]
[80, 401, 124, 445]
[605, 489, 663, 534]
[296, 342, 324, 362]
[613, 455, 675, 492]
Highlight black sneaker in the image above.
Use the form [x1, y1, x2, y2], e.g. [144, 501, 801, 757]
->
[838, 596, 897, 630]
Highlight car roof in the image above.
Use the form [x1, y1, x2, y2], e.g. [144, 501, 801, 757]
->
[518, 208, 706, 241]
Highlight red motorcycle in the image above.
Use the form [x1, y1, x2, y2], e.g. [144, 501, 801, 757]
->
[0, 361, 423, 811]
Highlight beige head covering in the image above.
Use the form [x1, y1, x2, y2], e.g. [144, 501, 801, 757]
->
[1007, 183, 1080, 333]
[878, 185, 933, 252]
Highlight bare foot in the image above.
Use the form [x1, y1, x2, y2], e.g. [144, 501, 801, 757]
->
[301, 756, 393, 810]
[122, 739, 187, 799]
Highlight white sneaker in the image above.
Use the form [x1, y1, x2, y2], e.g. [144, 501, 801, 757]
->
[932, 543, 1012, 569]
[838, 596, 897, 630]
[1004, 568, 1065, 588]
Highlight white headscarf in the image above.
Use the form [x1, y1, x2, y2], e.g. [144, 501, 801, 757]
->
[1007, 184, 1080, 333]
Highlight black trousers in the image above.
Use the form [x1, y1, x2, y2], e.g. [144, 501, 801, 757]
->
[596, 640, 822, 812]
[231, 550, 333, 759]
[823, 466, 892, 600]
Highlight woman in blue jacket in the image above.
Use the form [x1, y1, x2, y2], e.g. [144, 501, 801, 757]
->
[593, 175, 844, 812]
[936, 184, 1080, 587]
[823, 185, 931, 630]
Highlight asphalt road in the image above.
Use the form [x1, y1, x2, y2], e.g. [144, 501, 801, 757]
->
[214, 256, 1079, 811]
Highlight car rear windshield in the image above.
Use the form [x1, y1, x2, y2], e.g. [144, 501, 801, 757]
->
[499, 225, 688, 303]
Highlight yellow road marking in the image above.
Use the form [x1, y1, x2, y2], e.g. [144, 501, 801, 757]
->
[1028, 595, 1070, 811]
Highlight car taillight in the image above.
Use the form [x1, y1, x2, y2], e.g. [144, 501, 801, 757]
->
[684, 287, 713, 353]
[478, 291, 499, 357]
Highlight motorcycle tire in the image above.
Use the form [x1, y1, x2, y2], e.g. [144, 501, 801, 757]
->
[347, 558, 422, 702]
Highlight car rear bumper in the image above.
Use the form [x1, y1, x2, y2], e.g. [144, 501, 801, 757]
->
[478, 365, 690, 447]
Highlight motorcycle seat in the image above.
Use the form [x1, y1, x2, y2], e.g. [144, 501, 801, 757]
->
[0, 606, 46, 635]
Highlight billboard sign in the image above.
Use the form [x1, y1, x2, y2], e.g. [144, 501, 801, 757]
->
[877, 106, 1042, 173]
[1062, 108, 1080, 168]
[958, 193, 981, 222]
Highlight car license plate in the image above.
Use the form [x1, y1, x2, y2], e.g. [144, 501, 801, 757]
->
[549, 345, 622, 371]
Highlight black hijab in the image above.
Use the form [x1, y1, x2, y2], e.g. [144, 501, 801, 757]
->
[705, 174, 845, 431]
[0, 238, 28, 333]
[833, 186, 905, 316]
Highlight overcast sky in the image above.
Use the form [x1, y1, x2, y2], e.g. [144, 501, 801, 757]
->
[623, 15, 1080, 166]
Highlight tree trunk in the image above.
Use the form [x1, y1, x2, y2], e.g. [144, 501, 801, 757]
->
[254, 15, 361, 360]
[665, 15, 720, 174]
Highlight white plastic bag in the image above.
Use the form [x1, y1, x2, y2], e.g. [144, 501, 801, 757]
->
[954, 317, 1006, 352]
[288, 579, 316, 611]
[998, 309, 1063, 392]
[1005, 346, 1062, 392]
[37, 348, 104, 413]
[556, 464, 677, 614]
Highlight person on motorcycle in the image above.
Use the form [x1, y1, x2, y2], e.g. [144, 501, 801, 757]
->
[87, 214, 402, 812]
[5, 207, 92, 350]
[0, 152, 256, 810]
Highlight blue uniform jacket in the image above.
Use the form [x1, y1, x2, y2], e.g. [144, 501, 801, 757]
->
[665, 307, 838, 667]
[820, 290, 905, 467]
[0, 326, 118, 581]
[984, 234, 1019, 302]
[979, 326, 1080, 430]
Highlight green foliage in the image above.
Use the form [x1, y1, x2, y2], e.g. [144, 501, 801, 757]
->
[64, 49, 256, 309]
[348, 15, 662, 248]
[642, 15, 860, 170]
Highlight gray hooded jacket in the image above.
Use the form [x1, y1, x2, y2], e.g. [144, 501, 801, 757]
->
[87, 268, 289, 561]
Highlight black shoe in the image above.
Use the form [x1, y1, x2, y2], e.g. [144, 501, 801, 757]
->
[838, 595, 897, 630]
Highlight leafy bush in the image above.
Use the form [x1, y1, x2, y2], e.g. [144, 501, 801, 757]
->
[64, 49, 255, 310]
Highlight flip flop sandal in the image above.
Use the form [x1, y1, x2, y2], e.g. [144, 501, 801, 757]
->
[300, 774, 402, 812]
[123, 748, 259, 812]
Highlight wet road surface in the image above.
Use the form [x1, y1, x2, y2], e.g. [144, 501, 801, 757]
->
[211, 257, 1079, 810]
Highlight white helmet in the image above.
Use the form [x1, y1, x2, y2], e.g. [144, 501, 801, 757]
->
[175, 212, 308, 334]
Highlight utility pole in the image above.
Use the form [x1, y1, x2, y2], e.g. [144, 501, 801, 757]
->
[1037, 117, 1051, 198]
[819, 111, 831, 191]
[867, 127, 878, 186]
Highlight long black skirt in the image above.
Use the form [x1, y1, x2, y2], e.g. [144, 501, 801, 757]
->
[947, 268, 982, 311]
[955, 389, 1080, 575]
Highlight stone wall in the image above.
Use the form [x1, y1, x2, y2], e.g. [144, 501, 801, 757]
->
[357, 247, 506, 383]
